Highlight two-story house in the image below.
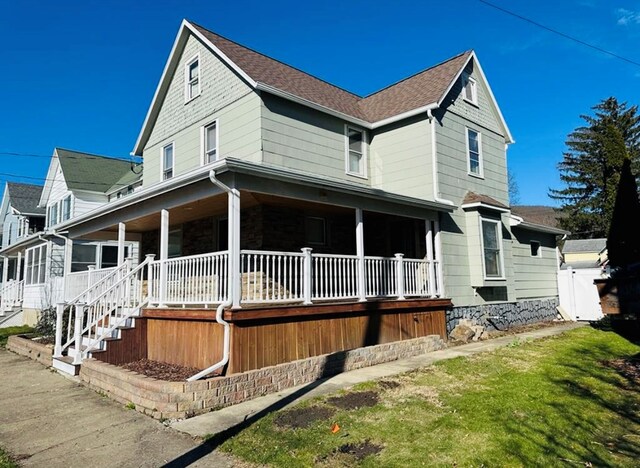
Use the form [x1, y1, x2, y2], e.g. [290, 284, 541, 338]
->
[0, 148, 142, 324]
[49, 20, 565, 383]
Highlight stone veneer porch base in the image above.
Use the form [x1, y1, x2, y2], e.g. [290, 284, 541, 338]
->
[79, 334, 446, 420]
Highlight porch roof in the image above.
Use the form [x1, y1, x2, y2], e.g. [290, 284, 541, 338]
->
[50, 158, 456, 237]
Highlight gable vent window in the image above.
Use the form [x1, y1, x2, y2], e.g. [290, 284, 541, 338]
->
[185, 55, 200, 102]
[462, 73, 477, 105]
[162, 143, 174, 180]
[530, 241, 541, 257]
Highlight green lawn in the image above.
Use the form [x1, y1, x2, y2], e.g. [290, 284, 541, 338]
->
[0, 447, 16, 468]
[220, 326, 640, 467]
[0, 326, 34, 347]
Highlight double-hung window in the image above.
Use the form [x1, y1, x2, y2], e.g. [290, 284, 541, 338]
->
[61, 195, 72, 222]
[481, 218, 503, 278]
[346, 126, 366, 177]
[48, 203, 58, 227]
[185, 55, 200, 102]
[204, 121, 218, 164]
[162, 143, 174, 180]
[467, 128, 482, 177]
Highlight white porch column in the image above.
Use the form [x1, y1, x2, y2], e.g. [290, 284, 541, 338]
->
[158, 209, 169, 307]
[425, 220, 436, 297]
[117, 222, 126, 266]
[434, 219, 444, 297]
[1, 256, 8, 286]
[16, 251, 22, 282]
[355, 208, 366, 302]
[228, 187, 241, 309]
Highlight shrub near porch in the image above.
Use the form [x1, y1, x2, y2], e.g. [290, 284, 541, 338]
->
[221, 327, 640, 467]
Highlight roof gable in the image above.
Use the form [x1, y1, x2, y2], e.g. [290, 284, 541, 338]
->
[133, 20, 513, 154]
[6, 182, 45, 215]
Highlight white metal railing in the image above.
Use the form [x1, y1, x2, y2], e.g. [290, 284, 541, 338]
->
[148, 251, 229, 306]
[0, 279, 24, 313]
[64, 266, 118, 301]
[312, 253, 359, 300]
[241, 250, 304, 303]
[55, 255, 154, 363]
[144, 249, 441, 307]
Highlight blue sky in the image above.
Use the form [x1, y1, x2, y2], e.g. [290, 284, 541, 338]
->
[1, 0, 639, 206]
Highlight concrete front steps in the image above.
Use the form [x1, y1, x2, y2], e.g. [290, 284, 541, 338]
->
[0, 307, 24, 328]
[52, 313, 138, 376]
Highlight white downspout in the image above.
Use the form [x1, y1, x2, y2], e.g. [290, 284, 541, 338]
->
[427, 108, 455, 206]
[186, 169, 234, 381]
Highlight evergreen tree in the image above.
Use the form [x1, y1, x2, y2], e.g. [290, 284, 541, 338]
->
[550, 97, 640, 238]
[607, 158, 640, 269]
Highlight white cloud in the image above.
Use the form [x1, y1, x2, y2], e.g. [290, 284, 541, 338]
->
[616, 8, 640, 25]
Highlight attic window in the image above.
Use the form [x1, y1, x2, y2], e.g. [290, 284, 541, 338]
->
[185, 55, 200, 102]
[462, 73, 477, 105]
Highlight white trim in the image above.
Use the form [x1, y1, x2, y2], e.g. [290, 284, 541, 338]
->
[201, 119, 219, 166]
[461, 201, 510, 213]
[184, 53, 201, 103]
[479, 216, 505, 280]
[465, 127, 484, 178]
[530, 240, 542, 258]
[344, 124, 368, 179]
[161, 142, 175, 180]
[462, 73, 478, 105]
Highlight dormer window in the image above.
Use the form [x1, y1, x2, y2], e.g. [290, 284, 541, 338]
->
[185, 55, 200, 102]
[462, 73, 477, 105]
[162, 143, 174, 180]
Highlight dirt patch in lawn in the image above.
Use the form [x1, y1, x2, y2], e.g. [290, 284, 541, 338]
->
[484, 321, 560, 339]
[122, 359, 201, 382]
[327, 391, 379, 410]
[604, 354, 640, 384]
[377, 380, 400, 390]
[317, 441, 383, 465]
[274, 406, 336, 429]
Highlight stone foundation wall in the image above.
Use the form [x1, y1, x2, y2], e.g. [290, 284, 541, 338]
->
[7, 335, 53, 367]
[447, 297, 559, 334]
[80, 334, 446, 420]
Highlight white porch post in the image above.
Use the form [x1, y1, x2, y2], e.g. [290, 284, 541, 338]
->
[425, 220, 436, 298]
[434, 219, 444, 296]
[355, 208, 366, 302]
[16, 251, 22, 282]
[158, 209, 169, 307]
[395, 253, 405, 300]
[1, 256, 8, 287]
[228, 187, 241, 309]
[301, 247, 313, 305]
[53, 302, 64, 358]
[117, 222, 126, 266]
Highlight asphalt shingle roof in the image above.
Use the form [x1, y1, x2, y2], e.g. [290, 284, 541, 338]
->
[190, 22, 471, 123]
[462, 191, 509, 210]
[6, 182, 45, 215]
[563, 238, 607, 254]
[511, 205, 565, 230]
[56, 148, 141, 194]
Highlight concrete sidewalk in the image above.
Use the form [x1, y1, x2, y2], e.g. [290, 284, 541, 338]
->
[172, 321, 586, 438]
[0, 351, 241, 468]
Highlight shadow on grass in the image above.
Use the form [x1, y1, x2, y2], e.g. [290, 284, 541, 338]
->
[501, 337, 640, 466]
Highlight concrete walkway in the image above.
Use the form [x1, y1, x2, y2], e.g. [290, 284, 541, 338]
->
[173, 321, 586, 438]
[0, 351, 242, 468]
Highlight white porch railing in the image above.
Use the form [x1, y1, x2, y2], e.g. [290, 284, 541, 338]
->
[146, 248, 441, 307]
[64, 266, 118, 302]
[148, 251, 229, 306]
[0, 279, 24, 313]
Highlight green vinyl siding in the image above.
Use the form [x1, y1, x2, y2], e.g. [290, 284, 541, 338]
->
[369, 114, 434, 200]
[261, 94, 369, 185]
[512, 228, 559, 299]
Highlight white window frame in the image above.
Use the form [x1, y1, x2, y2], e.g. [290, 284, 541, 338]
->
[161, 142, 175, 181]
[25, 243, 47, 285]
[61, 195, 72, 222]
[479, 217, 505, 280]
[17, 216, 28, 238]
[466, 127, 484, 178]
[48, 202, 59, 227]
[201, 120, 219, 165]
[184, 54, 201, 103]
[344, 125, 367, 179]
[462, 73, 478, 105]
[530, 240, 542, 258]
